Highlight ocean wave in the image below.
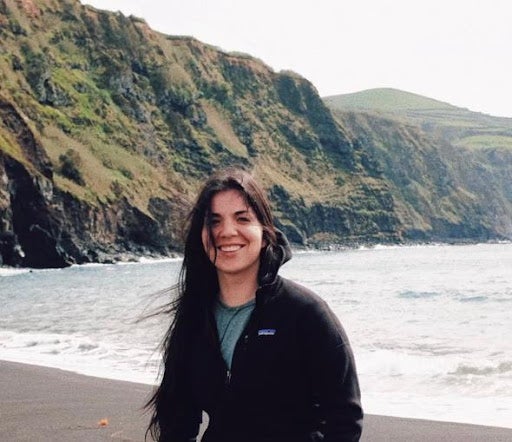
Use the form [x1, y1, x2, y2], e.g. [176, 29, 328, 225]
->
[0, 266, 64, 276]
[0, 329, 160, 384]
[122, 256, 183, 265]
[495, 297, 512, 303]
[67, 256, 183, 270]
[0, 267, 32, 277]
[0, 330, 150, 363]
[450, 361, 512, 376]
[358, 349, 451, 377]
[458, 295, 488, 303]
[397, 290, 440, 299]
[1, 331, 101, 354]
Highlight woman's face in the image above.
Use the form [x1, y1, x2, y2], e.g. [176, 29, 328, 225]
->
[202, 189, 265, 281]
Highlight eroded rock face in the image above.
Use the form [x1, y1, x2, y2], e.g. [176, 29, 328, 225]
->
[1, 155, 66, 267]
[0, 0, 407, 267]
[0, 152, 185, 267]
[5, 0, 509, 269]
[0, 98, 67, 267]
[0, 99, 180, 267]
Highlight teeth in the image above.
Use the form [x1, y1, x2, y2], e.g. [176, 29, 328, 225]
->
[220, 245, 242, 252]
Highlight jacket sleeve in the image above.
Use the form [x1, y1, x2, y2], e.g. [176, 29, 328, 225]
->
[300, 298, 363, 442]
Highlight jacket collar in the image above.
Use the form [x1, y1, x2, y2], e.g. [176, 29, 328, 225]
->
[256, 229, 291, 306]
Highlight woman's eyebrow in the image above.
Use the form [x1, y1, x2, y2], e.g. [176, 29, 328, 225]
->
[209, 208, 251, 218]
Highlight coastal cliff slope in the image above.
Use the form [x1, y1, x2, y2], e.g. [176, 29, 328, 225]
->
[0, 0, 399, 267]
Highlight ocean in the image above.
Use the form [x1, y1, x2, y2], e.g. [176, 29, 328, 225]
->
[1, 243, 511, 429]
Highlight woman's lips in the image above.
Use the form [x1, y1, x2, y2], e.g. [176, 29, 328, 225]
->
[218, 244, 243, 252]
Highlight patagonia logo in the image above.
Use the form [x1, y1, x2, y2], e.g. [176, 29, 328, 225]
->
[258, 328, 276, 336]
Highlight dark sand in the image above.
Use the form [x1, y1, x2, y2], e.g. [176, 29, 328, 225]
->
[1, 360, 511, 441]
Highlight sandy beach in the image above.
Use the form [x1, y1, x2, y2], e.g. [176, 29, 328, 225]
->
[1, 360, 511, 441]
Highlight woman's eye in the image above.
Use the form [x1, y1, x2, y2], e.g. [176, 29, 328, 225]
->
[237, 216, 250, 223]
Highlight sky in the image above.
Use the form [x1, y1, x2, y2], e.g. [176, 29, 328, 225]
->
[82, 0, 512, 118]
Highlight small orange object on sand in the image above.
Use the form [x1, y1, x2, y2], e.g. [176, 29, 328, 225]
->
[98, 418, 109, 427]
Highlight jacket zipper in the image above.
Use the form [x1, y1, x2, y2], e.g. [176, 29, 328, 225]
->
[225, 317, 256, 387]
[220, 288, 264, 388]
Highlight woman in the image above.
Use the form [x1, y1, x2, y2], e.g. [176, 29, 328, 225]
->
[146, 167, 363, 441]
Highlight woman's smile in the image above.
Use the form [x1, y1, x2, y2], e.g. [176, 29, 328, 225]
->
[218, 244, 244, 252]
[202, 189, 265, 279]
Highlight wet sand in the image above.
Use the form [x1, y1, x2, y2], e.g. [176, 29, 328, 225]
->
[1, 360, 511, 441]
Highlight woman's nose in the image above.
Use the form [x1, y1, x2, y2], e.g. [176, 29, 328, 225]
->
[219, 219, 237, 237]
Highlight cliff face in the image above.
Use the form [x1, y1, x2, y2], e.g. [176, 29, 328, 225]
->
[0, 0, 401, 267]
[325, 90, 512, 241]
[0, 95, 185, 267]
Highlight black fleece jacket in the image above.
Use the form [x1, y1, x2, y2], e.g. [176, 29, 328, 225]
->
[168, 235, 363, 441]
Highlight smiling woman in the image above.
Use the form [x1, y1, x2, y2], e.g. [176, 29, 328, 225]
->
[146, 167, 363, 442]
[202, 189, 266, 305]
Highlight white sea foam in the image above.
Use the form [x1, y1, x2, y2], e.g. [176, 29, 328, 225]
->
[0, 267, 31, 277]
[0, 329, 160, 385]
[137, 256, 183, 264]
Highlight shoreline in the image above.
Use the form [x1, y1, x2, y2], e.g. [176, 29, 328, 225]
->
[1, 240, 511, 272]
[2, 360, 512, 441]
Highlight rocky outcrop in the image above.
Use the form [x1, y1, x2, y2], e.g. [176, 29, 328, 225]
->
[3, 1, 509, 268]
[0, 148, 187, 267]
[0, 95, 188, 267]
[329, 109, 512, 241]
[270, 183, 400, 246]
[0, 0, 403, 267]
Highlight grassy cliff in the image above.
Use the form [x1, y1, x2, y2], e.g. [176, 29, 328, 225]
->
[325, 88, 512, 240]
[0, 0, 400, 267]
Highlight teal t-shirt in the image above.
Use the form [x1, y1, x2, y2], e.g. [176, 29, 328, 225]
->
[214, 298, 255, 369]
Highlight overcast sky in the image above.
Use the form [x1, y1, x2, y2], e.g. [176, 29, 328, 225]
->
[82, 0, 512, 118]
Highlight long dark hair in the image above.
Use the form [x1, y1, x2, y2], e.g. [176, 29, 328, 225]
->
[146, 167, 279, 440]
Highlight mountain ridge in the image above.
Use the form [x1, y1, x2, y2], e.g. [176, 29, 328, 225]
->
[324, 89, 512, 241]
[324, 88, 458, 112]
[1, 1, 511, 268]
[0, 0, 401, 267]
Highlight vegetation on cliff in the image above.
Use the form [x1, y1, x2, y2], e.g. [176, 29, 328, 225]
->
[0, 0, 401, 267]
[325, 88, 512, 240]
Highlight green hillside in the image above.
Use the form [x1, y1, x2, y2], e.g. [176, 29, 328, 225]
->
[325, 89, 512, 240]
[325, 88, 512, 150]
[0, 0, 400, 267]
[1, 1, 510, 268]
[324, 88, 456, 112]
